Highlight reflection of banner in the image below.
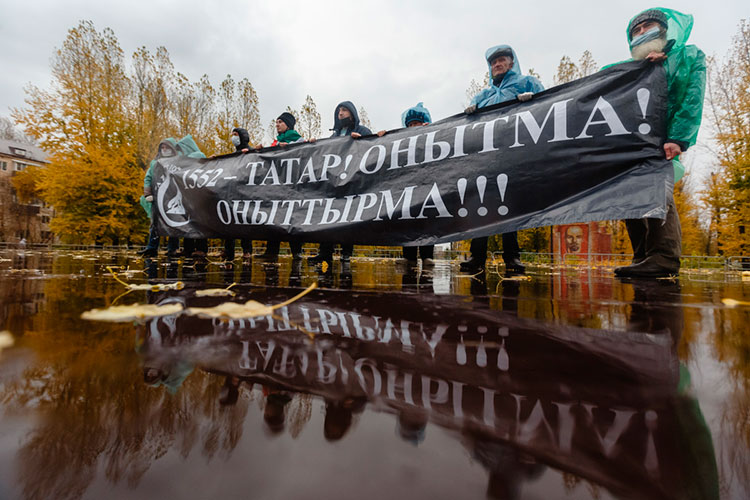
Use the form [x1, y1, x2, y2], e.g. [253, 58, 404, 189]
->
[137, 286, 721, 500]
[153, 62, 670, 244]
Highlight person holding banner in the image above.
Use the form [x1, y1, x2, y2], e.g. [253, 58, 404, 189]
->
[460, 45, 544, 273]
[311, 101, 372, 265]
[612, 8, 706, 278]
[399, 102, 436, 267]
[259, 113, 305, 260]
[222, 128, 254, 261]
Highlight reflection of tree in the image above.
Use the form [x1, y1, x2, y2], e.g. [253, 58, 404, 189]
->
[0, 271, 249, 500]
[713, 304, 750, 495]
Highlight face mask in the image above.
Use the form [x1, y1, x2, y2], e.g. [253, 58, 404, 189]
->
[231, 135, 241, 146]
[629, 26, 663, 49]
[160, 148, 174, 158]
[340, 116, 354, 128]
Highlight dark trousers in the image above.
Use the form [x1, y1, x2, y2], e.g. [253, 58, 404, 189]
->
[318, 242, 353, 259]
[624, 190, 681, 270]
[264, 240, 303, 257]
[469, 232, 520, 262]
[403, 245, 434, 261]
[146, 226, 179, 252]
[183, 238, 208, 256]
[223, 239, 252, 260]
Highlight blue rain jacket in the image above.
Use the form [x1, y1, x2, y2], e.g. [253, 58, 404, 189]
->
[470, 45, 545, 109]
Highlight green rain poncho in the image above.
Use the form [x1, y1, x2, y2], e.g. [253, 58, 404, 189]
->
[139, 135, 206, 218]
[606, 8, 707, 182]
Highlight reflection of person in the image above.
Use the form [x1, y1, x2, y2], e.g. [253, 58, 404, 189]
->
[324, 397, 366, 441]
[396, 408, 428, 446]
[460, 45, 544, 274]
[310, 102, 372, 265]
[263, 388, 292, 435]
[612, 8, 706, 278]
[564, 225, 583, 253]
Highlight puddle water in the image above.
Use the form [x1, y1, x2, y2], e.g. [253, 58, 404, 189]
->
[0, 250, 748, 499]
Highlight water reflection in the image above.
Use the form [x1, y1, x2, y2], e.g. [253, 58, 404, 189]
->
[0, 253, 745, 499]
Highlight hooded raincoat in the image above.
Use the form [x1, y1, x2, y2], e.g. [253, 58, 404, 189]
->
[232, 127, 252, 151]
[401, 102, 432, 127]
[140, 135, 206, 218]
[330, 101, 372, 137]
[470, 45, 545, 108]
[607, 8, 706, 182]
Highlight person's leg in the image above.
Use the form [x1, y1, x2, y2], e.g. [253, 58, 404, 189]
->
[241, 239, 252, 258]
[341, 244, 354, 262]
[502, 232, 525, 272]
[310, 242, 334, 264]
[289, 241, 303, 259]
[167, 237, 180, 255]
[616, 192, 680, 277]
[624, 218, 648, 264]
[403, 246, 418, 262]
[259, 240, 280, 260]
[223, 239, 236, 261]
[460, 237, 488, 271]
[183, 238, 195, 256]
[139, 225, 159, 256]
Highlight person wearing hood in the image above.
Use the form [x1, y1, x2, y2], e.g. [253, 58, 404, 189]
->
[310, 101, 373, 264]
[139, 135, 206, 258]
[610, 8, 706, 278]
[222, 128, 254, 261]
[461, 45, 544, 273]
[258, 114, 304, 260]
[399, 102, 436, 266]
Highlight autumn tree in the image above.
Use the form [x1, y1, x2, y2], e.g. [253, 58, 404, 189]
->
[215, 75, 263, 154]
[297, 95, 322, 140]
[130, 46, 177, 169]
[358, 106, 373, 131]
[705, 20, 750, 256]
[0, 116, 34, 143]
[173, 73, 217, 155]
[13, 20, 144, 244]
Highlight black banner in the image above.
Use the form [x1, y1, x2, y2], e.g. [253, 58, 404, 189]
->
[153, 61, 671, 244]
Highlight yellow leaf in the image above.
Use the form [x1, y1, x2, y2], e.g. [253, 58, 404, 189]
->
[81, 303, 184, 322]
[184, 283, 317, 320]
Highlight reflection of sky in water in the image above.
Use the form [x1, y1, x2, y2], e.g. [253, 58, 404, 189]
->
[0, 250, 747, 499]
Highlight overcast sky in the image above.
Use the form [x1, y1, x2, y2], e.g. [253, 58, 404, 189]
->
[1, 0, 746, 144]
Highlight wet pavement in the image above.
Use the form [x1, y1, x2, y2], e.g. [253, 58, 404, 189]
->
[0, 250, 748, 500]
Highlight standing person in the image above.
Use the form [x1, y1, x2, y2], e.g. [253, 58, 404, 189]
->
[460, 45, 544, 274]
[612, 8, 706, 278]
[222, 128, 254, 261]
[258, 113, 304, 260]
[140, 137, 205, 257]
[310, 101, 372, 265]
[399, 102, 435, 266]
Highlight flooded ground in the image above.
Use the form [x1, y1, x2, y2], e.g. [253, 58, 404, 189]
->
[0, 249, 748, 500]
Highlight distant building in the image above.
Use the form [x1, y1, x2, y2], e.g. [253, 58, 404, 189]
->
[0, 139, 55, 244]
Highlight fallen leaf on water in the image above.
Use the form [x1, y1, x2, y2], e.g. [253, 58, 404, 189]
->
[81, 303, 184, 322]
[106, 266, 184, 291]
[722, 298, 750, 308]
[195, 283, 237, 297]
[499, 275, 532, 281]
[742, 271, 750, 282]
[321, 261, 329, 273]
[185, 283, 317, 319]
[0, 331, 14, 352]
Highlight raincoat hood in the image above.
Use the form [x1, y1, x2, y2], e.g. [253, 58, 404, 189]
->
[401, 102, 432, 127]
[332, 101, 361, 131]
[469, 44, 544, 109]
[484, 44, 522, 79]
[626, 7, 694, 50]
[232, 127, 251, 150]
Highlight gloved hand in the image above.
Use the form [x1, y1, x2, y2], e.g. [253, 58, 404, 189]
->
[517, 92, 534, 102]
[464, 104, 478, 115]
[145, 195, 154, 202]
